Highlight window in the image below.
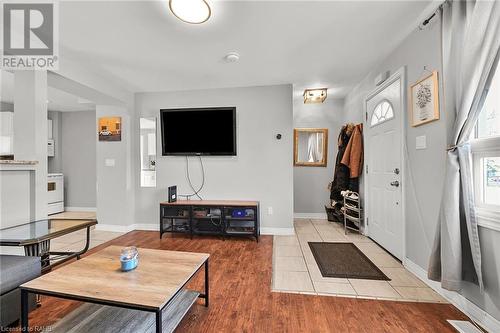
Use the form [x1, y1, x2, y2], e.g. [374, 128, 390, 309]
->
[370, 100, 394, 127]
[472, 63, 500, 230]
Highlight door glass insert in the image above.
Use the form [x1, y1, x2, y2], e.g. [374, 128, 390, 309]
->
[370, 100, 394, 127]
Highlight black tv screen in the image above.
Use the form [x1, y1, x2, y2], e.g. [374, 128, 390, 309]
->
[160, 107, 236, 156]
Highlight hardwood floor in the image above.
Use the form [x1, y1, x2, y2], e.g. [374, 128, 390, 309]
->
[27, 231, 469, 332]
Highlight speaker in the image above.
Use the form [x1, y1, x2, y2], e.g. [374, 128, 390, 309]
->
[168, 185, 177, 203]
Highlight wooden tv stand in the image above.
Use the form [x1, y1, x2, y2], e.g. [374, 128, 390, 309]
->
[160, 200, 260, 242]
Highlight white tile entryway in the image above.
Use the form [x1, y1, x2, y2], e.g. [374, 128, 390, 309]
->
[272, 219, 447, 303]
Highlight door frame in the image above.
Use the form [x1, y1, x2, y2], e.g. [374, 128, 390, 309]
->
[363, 66, 407, 261]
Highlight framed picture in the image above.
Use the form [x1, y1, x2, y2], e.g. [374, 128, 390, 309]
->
[410, 71, 439, 127]
[98, 117, 122, 141]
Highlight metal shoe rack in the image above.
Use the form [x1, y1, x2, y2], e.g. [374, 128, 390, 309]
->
[342, 191, 362, 234]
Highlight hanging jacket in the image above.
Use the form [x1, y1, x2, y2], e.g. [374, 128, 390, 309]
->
[330, 125, 352, 201]
[341, 124, 364, 178]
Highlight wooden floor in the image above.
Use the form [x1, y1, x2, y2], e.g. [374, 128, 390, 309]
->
[26, 231, 470, 332]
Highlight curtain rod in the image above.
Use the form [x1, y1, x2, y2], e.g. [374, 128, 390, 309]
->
[419, 0, 448, 30]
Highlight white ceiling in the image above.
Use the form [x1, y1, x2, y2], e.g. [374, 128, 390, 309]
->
[58, 0, 433, 96]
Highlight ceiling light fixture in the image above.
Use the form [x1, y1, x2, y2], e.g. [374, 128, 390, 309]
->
[303, 88, 328, 104]
[169, 0, 211, 24]
[224, 52, 240, 63]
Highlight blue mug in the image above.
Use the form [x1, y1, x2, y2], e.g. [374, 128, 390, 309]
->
[120, 247, 139, 271]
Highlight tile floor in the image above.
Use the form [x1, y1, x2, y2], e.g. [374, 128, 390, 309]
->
[49, 211, 124, 254]
[272, 219, 447, 303]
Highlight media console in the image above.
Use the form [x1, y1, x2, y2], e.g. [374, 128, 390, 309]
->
[160, 200, 260, 242]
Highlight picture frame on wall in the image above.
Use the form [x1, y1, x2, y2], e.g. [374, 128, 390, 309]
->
[410, 71, 439, 127]
[98, 117, 122, 141]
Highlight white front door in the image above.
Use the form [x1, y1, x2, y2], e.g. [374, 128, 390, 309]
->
[365, 72, 404, 260]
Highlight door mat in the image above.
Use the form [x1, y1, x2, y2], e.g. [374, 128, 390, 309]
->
[308, 242, 390, 280]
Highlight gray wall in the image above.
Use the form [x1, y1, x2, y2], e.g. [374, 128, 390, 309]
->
[344, 17, 500, 321]
[60, 111, 96, 208]
[293, 95, 344, 214]
[96, 105, 135, 227]
[134, 85, 294, 231]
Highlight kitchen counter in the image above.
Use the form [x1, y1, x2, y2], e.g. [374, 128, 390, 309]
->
[0, 160, 38, 165]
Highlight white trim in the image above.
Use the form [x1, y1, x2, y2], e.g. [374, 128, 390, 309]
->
[293, 213, 327, 220]
[95, 223, 135, 233]
[65, 206, 96, 212]
[404, 259, 500, 333]
[364, 66, 407, 261]
[261, 227, 295, 236]
[134, 223, 159, 231]
[95, 223, 159, 233]
[447, 320, 483, 333]
[477, 214, 500, 232]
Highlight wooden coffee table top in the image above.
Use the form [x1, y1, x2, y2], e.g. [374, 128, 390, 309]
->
[21, 246, 209, 310]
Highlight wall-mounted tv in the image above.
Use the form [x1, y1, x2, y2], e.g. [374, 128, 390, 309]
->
[160, 107, 236, 156]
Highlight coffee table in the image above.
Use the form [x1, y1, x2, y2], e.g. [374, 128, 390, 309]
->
[0, 218, 97, 272]
[20, 246, 209, 333]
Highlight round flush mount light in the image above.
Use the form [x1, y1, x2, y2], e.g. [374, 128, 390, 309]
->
[169, 0, 211, 24]
[224, 52, 240, 63]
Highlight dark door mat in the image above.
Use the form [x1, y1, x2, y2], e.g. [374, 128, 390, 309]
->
[308, 242, 390, 280]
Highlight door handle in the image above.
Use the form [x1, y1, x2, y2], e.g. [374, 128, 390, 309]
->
[390, 180, 400, 187]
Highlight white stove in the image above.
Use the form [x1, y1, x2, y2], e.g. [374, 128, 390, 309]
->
[48, 173, 64, 215]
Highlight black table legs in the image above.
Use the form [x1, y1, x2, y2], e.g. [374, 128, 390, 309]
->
[21, 289, 29, 331]
[155, 308, 162, 333]
[204, 259, 209, 307]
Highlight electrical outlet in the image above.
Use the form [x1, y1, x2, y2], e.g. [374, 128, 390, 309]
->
[267, 207, 273, 215]
[105, 158, 115, 167]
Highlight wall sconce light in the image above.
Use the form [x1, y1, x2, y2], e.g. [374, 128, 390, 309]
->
[303, 88, 328, 104]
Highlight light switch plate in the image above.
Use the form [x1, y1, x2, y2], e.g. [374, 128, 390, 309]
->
[416, 135, 427, 150]
[105, 158, 115, 167]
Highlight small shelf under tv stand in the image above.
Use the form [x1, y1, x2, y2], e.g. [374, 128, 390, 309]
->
[160, 200, 260, 242]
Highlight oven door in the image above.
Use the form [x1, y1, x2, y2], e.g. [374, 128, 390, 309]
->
[47, 175, 63, 204]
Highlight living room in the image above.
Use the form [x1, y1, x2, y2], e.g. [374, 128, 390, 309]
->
[1, 1, 500, 332]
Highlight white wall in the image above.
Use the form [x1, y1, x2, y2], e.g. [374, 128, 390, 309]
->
[293, 93, 344, 214]
[134, 85, 294, 232]
[344, 17, 500, 323]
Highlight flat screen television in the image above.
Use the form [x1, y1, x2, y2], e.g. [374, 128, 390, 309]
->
[160, 107, 236, 156]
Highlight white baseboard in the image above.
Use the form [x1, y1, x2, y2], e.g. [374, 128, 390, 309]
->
[404, 259, 500, 333]
[95, 223, 159, 233]
[134, 224, 159, 231]
[95, 224, 135, 233]
[65, 206, 96, 212]
[294, 213, 327, 219]
[261, 227, 295, 235]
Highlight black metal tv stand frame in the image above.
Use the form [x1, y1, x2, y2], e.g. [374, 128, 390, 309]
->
[160, 200, 260, 242]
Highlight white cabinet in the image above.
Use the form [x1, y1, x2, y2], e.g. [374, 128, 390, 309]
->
[47, 118, 55, 157]
[0, 112, 14, 156]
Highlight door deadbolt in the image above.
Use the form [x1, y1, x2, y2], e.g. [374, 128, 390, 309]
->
[393, 168, 400, 175]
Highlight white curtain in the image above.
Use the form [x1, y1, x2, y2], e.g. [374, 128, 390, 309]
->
[307, 133, 321, 162]
[428, 0, 500, 291]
